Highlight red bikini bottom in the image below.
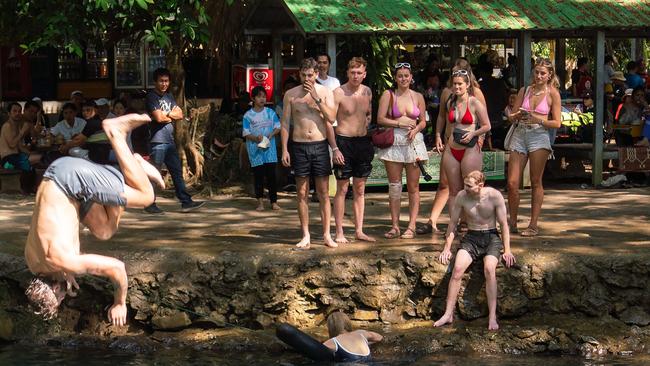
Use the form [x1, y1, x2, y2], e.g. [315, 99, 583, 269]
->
[449, 147, 466, 162]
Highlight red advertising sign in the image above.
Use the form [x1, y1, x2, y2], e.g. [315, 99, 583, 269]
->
[248, 67, 274, 101]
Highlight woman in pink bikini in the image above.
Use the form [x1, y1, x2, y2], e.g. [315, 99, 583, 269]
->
[376, 63, 428, 239]
[507, 58, 562, 237]
[437, 66, 491, 225]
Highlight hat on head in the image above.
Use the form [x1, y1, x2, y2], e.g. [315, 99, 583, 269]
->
[610, 71, 626, 82]
[95, 98, 109, 106]
[624, 88, 633, 96]
[70, 90, 83, 98]
[32, 97, 42, 103]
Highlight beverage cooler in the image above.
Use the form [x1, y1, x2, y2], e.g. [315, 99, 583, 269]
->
[232, 64, 299, 101]
[55, 45, 111, 100]
[114, 40, 166, 89]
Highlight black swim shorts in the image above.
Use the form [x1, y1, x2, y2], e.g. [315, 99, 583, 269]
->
[332, 135, 374, 180]
[290, 140, 332, 177]
[459, 229, 503, 261]
[43, 157, 126, 219]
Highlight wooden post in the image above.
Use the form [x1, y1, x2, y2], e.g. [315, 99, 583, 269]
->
[630, 38, 637, 61]
[450, 33, 460, 64]
[326, 34, 336, 77]
[272, 32, 283, 104]
[592, 31, 605, 186]
[555, 38, 567, 91]
[519, 31, 532, 89]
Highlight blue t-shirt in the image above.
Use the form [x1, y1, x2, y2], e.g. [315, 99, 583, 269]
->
[626, 73, 645, 90]
[242, 107, 280, 167]
[146, 90, 177, 144]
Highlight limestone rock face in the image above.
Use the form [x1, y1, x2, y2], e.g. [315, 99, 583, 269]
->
[152, 311, 192, 330]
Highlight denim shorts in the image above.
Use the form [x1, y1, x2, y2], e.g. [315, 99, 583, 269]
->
[509, 125, 552, 155]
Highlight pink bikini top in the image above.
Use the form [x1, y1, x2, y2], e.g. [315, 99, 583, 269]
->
[390, 90, 420, 119]
[521, 87, 550, 115]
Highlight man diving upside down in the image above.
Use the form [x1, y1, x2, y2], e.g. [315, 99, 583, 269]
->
[24, 113, 164, 325]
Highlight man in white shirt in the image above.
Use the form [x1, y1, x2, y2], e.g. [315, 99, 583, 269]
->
[316, 53, 340, 90]
[50, 103, 86, 155]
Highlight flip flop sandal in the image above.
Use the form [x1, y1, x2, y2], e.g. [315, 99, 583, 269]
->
[416, 222, 434, 235]
[400, 228, 416, 239]
[384, 228, 401, 239]
[520, 227, 539, 237]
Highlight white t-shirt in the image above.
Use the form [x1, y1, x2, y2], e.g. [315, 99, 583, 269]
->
[317, 75, 340, 90]
[50, 117, 87, 142]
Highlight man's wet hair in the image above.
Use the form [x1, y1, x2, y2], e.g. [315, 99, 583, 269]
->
[7, 102, 22, 113]
[25, 277, 62, 320]
[300, 57, 318, 71]
[465, 170, 486, 185]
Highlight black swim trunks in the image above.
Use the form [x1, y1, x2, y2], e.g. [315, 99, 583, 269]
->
[459, 229, 503, 261]
[43, 157, 126, 220]
[333, 135, 374, 180]
[290, 140, 332, 177]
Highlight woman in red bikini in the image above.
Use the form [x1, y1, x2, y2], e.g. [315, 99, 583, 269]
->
[376, 63, 428, 239]
[506, 58, 562, 237]
[438, 66, 491, 225]
[418, 59, 486, 234]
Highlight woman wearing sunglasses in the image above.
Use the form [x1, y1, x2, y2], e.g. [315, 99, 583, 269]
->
[418, 59, 487, 235]
[437, 66, 491, 227]
[506, 58, 561, 237]
[376, 62, 428, 239]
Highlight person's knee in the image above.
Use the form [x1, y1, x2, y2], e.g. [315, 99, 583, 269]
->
[507, 179, 519, 193]
[91, 225, 117, 241]
[336, 182, 349, 197]
[352, 182, 365, 198]
[388, 182, 402, 201]
[451, 266, 466, 281]
[484, 262, 497, 279]
[530, 180, 544, 190]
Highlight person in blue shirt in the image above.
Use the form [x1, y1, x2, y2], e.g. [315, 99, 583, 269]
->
[625, 61, 645, 90]
[243, 86, 281, 211]
[144, 68, 204, 214]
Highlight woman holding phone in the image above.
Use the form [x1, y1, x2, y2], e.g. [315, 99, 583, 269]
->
[506, 58, 562, 237]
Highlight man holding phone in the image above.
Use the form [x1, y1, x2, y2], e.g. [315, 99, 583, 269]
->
[281, 58, 337, 249]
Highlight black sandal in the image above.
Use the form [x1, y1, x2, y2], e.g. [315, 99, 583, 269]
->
[416, 222, 434, 235]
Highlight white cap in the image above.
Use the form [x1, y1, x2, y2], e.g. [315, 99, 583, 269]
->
[624, 88, 633, 96]
[70, 90, 83, 98]
[32, 97, 42, 103]
[95, 98, 110, 106]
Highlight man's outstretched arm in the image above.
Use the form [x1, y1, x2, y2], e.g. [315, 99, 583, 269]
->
[45, 250, 128, 325]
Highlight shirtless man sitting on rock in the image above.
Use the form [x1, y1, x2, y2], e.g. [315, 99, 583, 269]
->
[332, 57, 375, 244]
[24, 113, 164, 326]
[434, 171, 516, 330]
[281, 57, 337, 249]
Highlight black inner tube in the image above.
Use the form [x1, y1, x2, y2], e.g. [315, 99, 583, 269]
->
[276, 323, 335, 362]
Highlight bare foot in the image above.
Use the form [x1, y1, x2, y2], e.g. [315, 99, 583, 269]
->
[335, 233, 349, 244]
[134, 154, 165, 189]
[355, 232, 376, 242]
[295, 235, 311, 249]
[323, 235, 339, 248]
[271, 203, 281, 210]
[256, 203, 264, 211]
[103, 113, 151, 139]
[488, 317, 499, 331]
[433, 313, 454, 327]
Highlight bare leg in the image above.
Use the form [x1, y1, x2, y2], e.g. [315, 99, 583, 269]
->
[295, 176, 310, 248]
[484, 255, 499, 331]
[527, 149, 551, 231]
[428, 167, 449, 231]
[315, 176, 337, 248]
[352, 177, 374, 242]
[434, 249, 473, 327]
[82, 204, 123, 241]
[506, 152, 528, 231]
[134, 153, 165, 189]
[102, 114, 154, 208]
[405, 163, 421, 234]
[334, 179, 350, 244]
[385, 161, 404, 236]
[256, 198, 264, 211]
[442, 149, 462, 229]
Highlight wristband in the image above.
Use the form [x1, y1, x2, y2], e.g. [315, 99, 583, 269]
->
[332, 147, 339, 152]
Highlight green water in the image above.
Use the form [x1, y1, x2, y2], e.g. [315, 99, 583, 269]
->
[0, 346, 648, 366]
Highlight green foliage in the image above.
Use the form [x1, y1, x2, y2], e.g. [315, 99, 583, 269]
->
[3, 0, 212, 54]
[367, 35, 403, 96]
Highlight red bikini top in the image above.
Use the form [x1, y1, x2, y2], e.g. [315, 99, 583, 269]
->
[448, 102, 474, 125]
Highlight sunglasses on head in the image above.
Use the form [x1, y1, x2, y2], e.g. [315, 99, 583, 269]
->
[452, 69, 469, 76]
[395, 62, 411, 69]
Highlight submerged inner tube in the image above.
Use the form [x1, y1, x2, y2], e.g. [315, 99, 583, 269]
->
[276, 323, 335, 362]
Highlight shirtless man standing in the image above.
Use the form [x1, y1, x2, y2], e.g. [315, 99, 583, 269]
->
[433, 171, 516, 330]
[24, 113, 164, 325]
[332, 57, 375, 244]
[281, 58, 337, 249]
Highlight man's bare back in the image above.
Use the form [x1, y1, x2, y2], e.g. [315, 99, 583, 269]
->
[334, 84, 371, 137]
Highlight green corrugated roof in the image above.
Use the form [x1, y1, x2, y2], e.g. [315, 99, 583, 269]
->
[282, 0, 650, 33]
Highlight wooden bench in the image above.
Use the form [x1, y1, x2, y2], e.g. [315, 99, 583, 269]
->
[0, 169, 22, 194]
